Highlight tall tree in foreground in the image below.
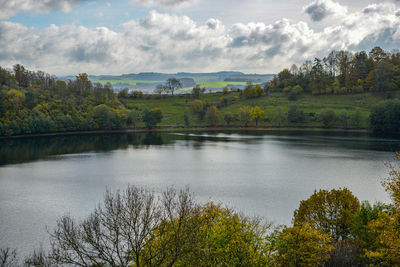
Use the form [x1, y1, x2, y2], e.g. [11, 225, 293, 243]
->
[0, 248, 18, 267]
[272, 223, 333, 266]
[22, 186, 272, 267]
[293, 188, 360, 241]
[26, 187, 198, 267]
[363, 152, 400, 265]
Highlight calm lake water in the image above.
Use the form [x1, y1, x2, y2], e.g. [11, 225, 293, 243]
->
[0, 130, 399, 255]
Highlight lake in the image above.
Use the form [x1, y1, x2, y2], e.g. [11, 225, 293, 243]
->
[0, 130, 399, 255]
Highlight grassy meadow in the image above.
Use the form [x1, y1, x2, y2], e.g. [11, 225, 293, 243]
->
[123, 91, 398, 129]
[91, 79, 160, 85]
[92, 79, 248, 89]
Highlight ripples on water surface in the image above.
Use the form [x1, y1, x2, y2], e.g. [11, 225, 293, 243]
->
[0, 130, 399, 255]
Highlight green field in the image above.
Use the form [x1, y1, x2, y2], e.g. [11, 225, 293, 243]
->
[92, 79, 160, 85]
[124, 91, 399, 128]
[198, 81, 247, 88]
[92, 79, 247, 89]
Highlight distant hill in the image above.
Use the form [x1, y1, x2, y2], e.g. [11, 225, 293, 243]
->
[83, 71, 274, 92]
[88, 71, 273, 82]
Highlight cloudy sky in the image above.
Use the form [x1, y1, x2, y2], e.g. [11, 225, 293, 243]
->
[0, 0, 400, 75]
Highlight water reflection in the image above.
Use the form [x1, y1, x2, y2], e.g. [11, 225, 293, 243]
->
[0, 131, 399, 166]
[0, 130, 399, 255]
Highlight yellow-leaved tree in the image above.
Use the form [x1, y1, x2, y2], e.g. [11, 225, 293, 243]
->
[271, 223, 333, 266]
[250, 106, 265, 127]
[364, 152, 400, 265]
[293, 188, 360, 241]
[142, 202, 273, 267]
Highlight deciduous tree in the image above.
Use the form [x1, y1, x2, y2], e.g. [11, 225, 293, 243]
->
[250, 106, 265, 127]
[238, 106, 251, 127]
[272, 223, 333, 266]
[293, 188, 360, 241]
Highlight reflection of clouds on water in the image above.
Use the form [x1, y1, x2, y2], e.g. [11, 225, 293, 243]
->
[173, 132, 263, 140]
[52, 152, 100, 159]
[0, 131, 399, 167]
[0, 130, 397, 256]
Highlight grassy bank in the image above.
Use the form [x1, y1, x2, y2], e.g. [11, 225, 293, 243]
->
[124, 91, 399, 128]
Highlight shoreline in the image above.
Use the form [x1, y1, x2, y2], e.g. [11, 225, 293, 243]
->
[0, 126, 370, 140]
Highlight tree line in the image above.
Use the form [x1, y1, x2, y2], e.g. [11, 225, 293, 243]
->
[0, 65, 167, 136]
[2, 153, 400, 266]
[266, 46, 400, 95]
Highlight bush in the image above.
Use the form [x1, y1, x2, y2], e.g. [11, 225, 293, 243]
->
[292, 85, 303, 95]
[205, 106, 218, 126]
[189, 100, 205, 120]
[224, 113, 234, 126]
[338, 111, 348, 128]
[325, 86, 333, 94]
[287, 105, 305, 123]
[127, 110, 140, 127]
[219, 97, 228, 107]
[183, 112, 190, 127]
[130, 90, 144, 99]
[118, 89, 129, 98]
[350, 110, 362, 128]
[238, 106, 251, 126]
[334, 87, 347, 94]
[288, 91, 297, 101]
[93, 104, 118, 129]
[320, 109, 337, 127]
[142, 108, 163, 129]
[370, 100, 400, 135]
[243, 84, 263, 98]
[151, 108, 163, 123]
[352, 85, 364, 93]
[222, 87, 230, 94]
[192, 86, 205, 98]
[283, 86, 292, 94]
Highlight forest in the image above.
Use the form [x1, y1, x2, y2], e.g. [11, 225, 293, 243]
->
[0, 46, 399, 137]
[267, 46, 400, 95]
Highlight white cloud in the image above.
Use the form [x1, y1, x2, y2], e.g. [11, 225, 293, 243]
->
[129, 0, 193, 7]
[0, 0, 89, 20]
[304, 0, 348, 22]
[1, 3, 400, 75]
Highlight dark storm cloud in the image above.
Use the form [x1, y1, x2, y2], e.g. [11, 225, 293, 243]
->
[304, 0, 347, 21]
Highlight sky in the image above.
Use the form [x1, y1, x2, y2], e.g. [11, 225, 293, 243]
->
[0, 0, 400, 75]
